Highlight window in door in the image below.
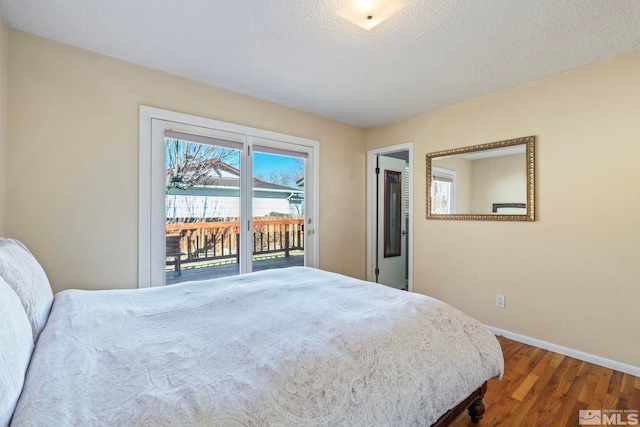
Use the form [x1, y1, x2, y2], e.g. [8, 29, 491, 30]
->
[431, 168, 456, 214]
[383, 170, 402, 258]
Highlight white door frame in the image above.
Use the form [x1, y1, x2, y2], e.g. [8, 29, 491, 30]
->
[139, 106, 319, 288]
[366, 142, 414, 292]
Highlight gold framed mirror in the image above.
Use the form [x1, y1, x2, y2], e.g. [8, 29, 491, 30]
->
[426, 136, 535, 221]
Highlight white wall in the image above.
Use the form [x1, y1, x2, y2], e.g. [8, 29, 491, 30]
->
[366, 52, 640, 367]
[165, 194, 292, 218]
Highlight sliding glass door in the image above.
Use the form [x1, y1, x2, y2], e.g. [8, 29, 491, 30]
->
[140, 109, 317, 287]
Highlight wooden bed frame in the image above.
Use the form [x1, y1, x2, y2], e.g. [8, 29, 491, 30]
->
[431, 382, 487, 426]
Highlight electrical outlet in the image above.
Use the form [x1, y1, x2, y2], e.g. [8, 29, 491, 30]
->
[496, 294, 506, 308]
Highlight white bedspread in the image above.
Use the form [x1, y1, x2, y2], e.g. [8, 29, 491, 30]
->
[12, 267, 503, 426]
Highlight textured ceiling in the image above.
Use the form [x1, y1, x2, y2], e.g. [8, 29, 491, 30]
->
[1, 0, 639, 128]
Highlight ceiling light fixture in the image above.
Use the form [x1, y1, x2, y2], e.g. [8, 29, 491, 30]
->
[336, 0, 406, 31]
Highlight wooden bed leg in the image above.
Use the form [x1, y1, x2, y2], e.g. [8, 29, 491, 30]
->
[430, 382, 488, 427]
[467, 382, 487, 423]
[468, 396, 485, 423]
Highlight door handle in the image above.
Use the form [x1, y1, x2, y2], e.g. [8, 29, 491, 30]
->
[401, 230, 407, 236]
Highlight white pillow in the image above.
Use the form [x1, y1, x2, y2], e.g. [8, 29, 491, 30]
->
[0, 276, 35, 427]
[0, 238, 54, 341]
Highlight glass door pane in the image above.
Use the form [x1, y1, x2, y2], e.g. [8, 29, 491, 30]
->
[165, 138, 241, 284]
[252, 150, 305, 272]
[384, 170, 402, 258]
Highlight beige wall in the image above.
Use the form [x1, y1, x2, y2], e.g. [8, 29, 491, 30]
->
[470, 153, 526, 214]
[0, 14, 7, 235]
[6, 30, 366, 292]
[367, 52, 640, 367]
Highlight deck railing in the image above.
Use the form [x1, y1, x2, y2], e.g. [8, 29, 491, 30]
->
[166, 218, 304, 267]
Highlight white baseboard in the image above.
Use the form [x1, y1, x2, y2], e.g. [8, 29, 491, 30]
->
[486, 325, 640, 377]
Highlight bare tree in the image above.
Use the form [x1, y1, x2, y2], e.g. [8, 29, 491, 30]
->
[165, 139, 237, 191]
[255, 157, 304, 188]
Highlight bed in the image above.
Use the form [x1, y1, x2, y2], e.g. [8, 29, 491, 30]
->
[0, 238, 503, 426]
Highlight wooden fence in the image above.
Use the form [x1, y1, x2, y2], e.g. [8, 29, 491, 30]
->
[166, 218, 304, 266]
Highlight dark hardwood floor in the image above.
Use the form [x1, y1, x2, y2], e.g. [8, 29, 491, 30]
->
[450, 336, 640, 426]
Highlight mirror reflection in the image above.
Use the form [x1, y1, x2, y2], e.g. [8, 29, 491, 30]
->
[426, 136, 535, 221]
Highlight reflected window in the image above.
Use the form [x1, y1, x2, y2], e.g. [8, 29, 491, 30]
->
[431, 168, 456, 214]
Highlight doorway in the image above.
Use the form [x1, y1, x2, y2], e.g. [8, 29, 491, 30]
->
[367, 143, 413, 291]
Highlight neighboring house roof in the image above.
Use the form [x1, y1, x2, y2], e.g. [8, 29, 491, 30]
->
[198, 176, 301, 192]
[169, 159, 302, 192]
[166, 160, 303, 218]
